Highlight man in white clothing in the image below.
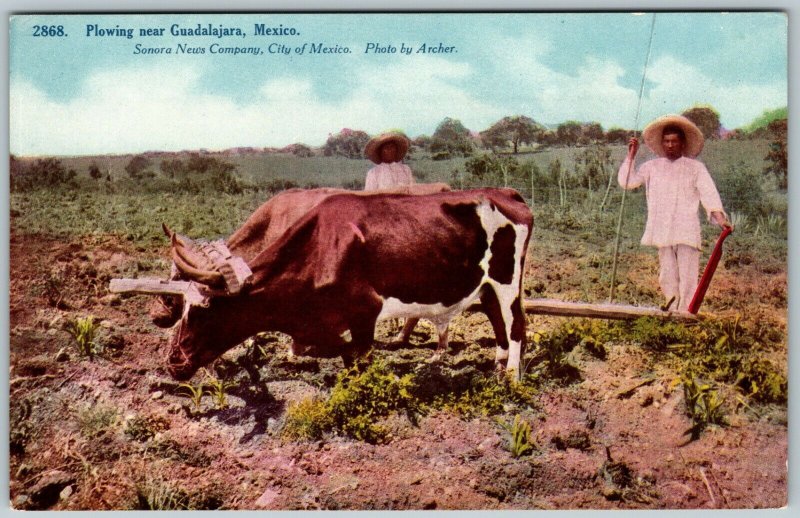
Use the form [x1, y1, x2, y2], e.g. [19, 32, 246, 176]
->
[619, 114, 731, 311]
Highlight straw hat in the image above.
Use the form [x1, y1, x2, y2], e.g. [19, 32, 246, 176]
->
[364, 131, 410, 164]
[642, 115, 704, 158]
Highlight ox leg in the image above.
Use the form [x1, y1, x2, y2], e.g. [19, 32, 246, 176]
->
[435, 323, 450, 354]
[396, 317, 419, 343]
[479, 286, 526, 380]
[425, 320, 451, 362]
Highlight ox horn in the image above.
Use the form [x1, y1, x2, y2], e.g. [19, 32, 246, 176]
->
[162, 223, 195, 248]
[170, 233, 225, 287]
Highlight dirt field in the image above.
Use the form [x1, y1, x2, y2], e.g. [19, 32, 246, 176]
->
[8, 230, 787, 510]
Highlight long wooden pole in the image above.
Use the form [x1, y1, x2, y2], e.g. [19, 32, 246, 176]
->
[609, 13, 657, 303]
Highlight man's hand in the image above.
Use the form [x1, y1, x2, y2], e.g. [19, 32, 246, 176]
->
[627, 137, 639, 160]
[711, 211, 732, 230]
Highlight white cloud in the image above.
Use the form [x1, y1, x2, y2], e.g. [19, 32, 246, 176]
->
[479, 36, 786, 131]
[642, 55, 787, 129]
[10, 47, 787, 156]
[488, 36, 641, 128]
[11, 57, 500, 156]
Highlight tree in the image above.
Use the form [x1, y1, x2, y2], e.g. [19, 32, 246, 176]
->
[412, 134, 432, 151]
[480, 115, 544, 154]
[763, 118, 787, 190]
[88, 162, 103, 180]
[580, 122, 604, 145]
[186, 153, 215, 174]
[323, 128, 370, 159]
[682, 105, 721, 139]
[555, 121, 583, 146]
[538, 129, 558, 147]
[160, 158, 185, 179]
[286, 143, 314, 157]
[605, 127, 633, 144]
[430, 117, 473, 157]
[11, 157, 78, 191]
[125, 155, 154, 181]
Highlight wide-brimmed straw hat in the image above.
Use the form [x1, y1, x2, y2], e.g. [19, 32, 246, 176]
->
[642, 114, 704, 158]
[364, 131, 410, 164]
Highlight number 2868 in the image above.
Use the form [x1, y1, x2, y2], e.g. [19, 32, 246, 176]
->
[33, 25, 67, 37]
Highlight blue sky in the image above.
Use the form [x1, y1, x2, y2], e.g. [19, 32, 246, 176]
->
[9, 12, 788, 155]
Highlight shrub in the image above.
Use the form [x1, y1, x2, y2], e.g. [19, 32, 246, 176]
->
[263, 178, 300, 194]
[326, 360, 417, 443]
[682, 372, 726, 440]
[716, 161, 765, 218]
[134, 475, 192, 510]
[763, 119, 787, 190]
[88, 162, 103, 180]
[77, 404, 119, 438]
[159, 158, 185, 179]
[283, 397, 332, 441]
[125, 155, 155, 181]
[340, 179, 364, 190]
[431, 374, 538, 418]
[11, 157, 77, 192]
[281, 360, 417, 443]
[124, 414, 169, 442]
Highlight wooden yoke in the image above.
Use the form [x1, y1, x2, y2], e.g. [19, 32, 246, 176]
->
[193, 240, 252, 295]
[110, 237, 252, 300]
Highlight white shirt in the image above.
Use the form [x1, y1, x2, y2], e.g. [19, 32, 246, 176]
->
[619, 156, 725, 250]
[364, 162, 415, 191]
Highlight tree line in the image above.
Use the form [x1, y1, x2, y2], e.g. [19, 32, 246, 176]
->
[9, 104, 787, 194]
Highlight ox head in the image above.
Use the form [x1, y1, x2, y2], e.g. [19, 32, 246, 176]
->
[165, 229, 257, 381]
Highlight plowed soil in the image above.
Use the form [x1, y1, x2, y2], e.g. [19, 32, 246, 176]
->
[8, 231, 787, 510]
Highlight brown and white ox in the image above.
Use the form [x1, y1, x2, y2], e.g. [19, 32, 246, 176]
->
[151, 183, 450, 337]
[165, 188, 533, 381]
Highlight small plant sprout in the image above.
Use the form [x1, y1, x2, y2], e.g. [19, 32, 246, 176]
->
[501, 414, 536, 458]
[177, 381, 206, 412]
[204, 376, 236, 410]
[66, 315, 101, 358]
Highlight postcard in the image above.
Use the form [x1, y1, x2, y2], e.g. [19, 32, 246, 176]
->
[8, 11, 788, 510]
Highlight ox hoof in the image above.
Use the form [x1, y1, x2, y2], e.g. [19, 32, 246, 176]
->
[391, 332, 410, 345]
[425, 352, 443, 364]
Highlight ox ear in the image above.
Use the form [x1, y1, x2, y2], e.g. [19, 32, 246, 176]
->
[312, 221, 365, 289]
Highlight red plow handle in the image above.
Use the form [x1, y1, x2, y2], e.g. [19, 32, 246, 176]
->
[687, 226, 733, 314]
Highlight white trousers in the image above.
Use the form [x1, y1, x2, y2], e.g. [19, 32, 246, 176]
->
[658, 245, 700, 311]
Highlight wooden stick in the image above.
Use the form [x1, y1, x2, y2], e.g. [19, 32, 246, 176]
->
[109, 278, 193, 296]
[109, 278, 213, 306]
[523, 298, 699, 322]
[699, 468, 717, 508]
